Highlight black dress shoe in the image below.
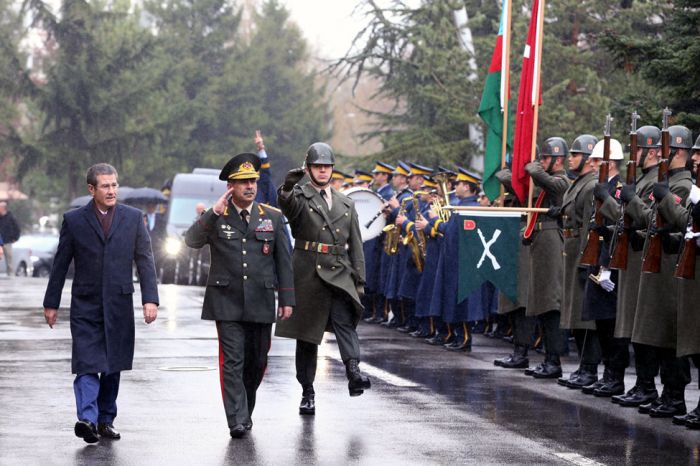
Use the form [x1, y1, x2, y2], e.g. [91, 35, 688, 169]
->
[617, 386, 658, 407]
[558, 370, 579, 387]
[299, 386, 315, 415]
[649, 399, 686, 418]
[243, 420, 253, 431]
[672, 412, 694, 426]
[686, 411, 700, 430]
[396, 325, 417, 333]
[445, 341, 471, 352]
[500, 354, 529, 369]
[230, 424, 246, 438]
[97, 423, 121, 439]
[531, 361, 563, 379]
[74, 420, 99, 444]
[593, 380, 625, 397]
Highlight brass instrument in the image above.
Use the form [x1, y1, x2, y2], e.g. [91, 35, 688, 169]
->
[383, 196, 410, 255]
[405, 197, 427, 272]
[432, 173, 452, 222]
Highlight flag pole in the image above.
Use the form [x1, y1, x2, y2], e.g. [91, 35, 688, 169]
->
[526, 0, 544, 222]
[498, 0, 512, 205]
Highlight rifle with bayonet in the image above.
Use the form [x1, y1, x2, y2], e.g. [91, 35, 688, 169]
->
[641, 108, 672, 274]
[674, 172, 700, 279]
[581, 114, 613, 267]
[609, 111, 640, 270]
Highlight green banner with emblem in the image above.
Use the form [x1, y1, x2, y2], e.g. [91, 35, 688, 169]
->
[458, 211, 521, 303]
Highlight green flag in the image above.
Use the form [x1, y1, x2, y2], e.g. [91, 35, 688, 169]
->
[458, 211, 520, 302]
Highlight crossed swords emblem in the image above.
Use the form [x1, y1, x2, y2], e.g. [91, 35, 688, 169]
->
[476, 228, 502, 270]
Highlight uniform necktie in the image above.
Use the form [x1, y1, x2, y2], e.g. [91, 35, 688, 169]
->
[320, 189, 331, 209]
[240, 209, 248, 227]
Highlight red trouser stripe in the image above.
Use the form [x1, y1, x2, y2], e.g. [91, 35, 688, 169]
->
[215, 322, 225, 401]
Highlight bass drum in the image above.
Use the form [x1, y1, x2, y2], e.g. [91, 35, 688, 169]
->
[344, 187, 387, 242]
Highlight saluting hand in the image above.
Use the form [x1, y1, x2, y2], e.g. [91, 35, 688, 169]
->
[277, 306, 293, 320]
[143, 303, 158, 324]
[44, 308, 57, 328]
[213, 187, 235, 215]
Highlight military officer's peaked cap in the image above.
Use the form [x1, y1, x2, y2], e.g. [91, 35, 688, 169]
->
[436, 166, 457, 177]
[220, 152, 261, 181]
[456, 167, 482, 185]
[332, 169, 350, 181]
[394, 161, 411, 176]
[422, 176, 437, 189]
[372, 161, 395, 174]
[409, 162, 432, 176]
[354, 169, 373, 183]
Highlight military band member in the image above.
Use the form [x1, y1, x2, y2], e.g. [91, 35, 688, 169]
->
[523, 137, 570, 378]
[185, 153, 294, 438]
[631, 125, 693, 418]
[607, 125, 663, 407]
[354, 170, 373, 188]
[276, 143, 370, 416]
[331, 169, 349, 192]
[556, 134, 603, 389]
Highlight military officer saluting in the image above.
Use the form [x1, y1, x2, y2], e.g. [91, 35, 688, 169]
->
[185, 153, 295, 438]
[276, 143, 370, 416]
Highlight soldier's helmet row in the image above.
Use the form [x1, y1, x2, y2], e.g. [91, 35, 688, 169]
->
[668, 125, 693, 149]
[637, 126, 661, 148]
[570, 135, 598, 157]
[541, 137, 569, 157]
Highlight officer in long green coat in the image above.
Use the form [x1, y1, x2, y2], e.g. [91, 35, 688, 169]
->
[185, 153, 295, 438]
[276, 142, 369, 416]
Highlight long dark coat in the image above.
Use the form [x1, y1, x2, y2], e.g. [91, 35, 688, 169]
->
[656, 175, 698, 357]
[523, 164, 569, 317]
[43, 201, 159, 374]
[184, 201, 294, 322]
[275, 183, 365, 345]
[603, 165, 658, 338]
[632, 169, 692, 348]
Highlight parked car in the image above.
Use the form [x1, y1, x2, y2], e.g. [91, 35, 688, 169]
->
[14, 234, 60, 277]
[0, 240, 33, 277]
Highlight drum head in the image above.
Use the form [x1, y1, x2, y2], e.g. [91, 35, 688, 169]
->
[344, 187, 387, 241]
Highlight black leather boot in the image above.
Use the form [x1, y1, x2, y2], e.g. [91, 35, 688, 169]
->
[638, 388, 667, 413]
[532, 355, 562, 379]
[496, 345, 529, 369]
[524, 362, 544, 376]
[346, 359, 371, 397]
[558, 369, 580, 387]
[649, 389, 687, 418]
[299, 385, 315, 415]
[685, 404, 700, 429]
[593, 370, 625, 397]
[616, 383, 658, 407]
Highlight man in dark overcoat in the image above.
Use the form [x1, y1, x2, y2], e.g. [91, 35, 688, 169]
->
[43, 163, 159, 444]
[275, 142, 369, 416]
[185, 153, 294, 438]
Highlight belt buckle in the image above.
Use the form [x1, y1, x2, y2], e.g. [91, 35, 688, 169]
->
[320, 244, 329, 253]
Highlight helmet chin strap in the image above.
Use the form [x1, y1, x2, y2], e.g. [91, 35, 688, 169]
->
[546, 157, 556, 174]
[308, 167, 331, 188]
[638, 148, 649, 169]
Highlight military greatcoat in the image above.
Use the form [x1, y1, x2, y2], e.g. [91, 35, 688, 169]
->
[560, 170, 597, 330]
[601, 165, 659, 338]
[632, 168, 692, 348]
[275, 183, 366, 345]
[523, 164, 570, 317]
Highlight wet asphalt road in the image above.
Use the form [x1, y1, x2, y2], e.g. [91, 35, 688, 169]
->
[0, 277, 698, 465]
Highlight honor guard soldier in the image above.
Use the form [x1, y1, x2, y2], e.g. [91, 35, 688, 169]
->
[276, 142, 370, 415]
[523, 137, 570, 378]
[556, 134, 603, 389]
[606, 125, 663, 407]
[585, 139, 629, 397]
[493, 166, 534, 368]
[185, 153, 295, 438]
[630, 125, 693, 419]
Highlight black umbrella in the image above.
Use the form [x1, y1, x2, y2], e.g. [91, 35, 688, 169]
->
[69, 195, 92, 209]
[117, 186, 134, 201]
[122, 187, 167, 206]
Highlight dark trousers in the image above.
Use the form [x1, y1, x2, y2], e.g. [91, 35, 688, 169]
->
[538, 310, 564, 358]
[632, 342, 659, 385]
[595, 319, 629, 373]
[296, 292, 361, 387]
[511, 307, 535, 347]
[657, 347, 691, 391]
[73, 372, 120, 425]
[216, 321, 272, 427]
[572, 328, 602, 369]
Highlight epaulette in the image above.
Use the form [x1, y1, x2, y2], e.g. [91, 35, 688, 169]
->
[260, 203, 281, 214]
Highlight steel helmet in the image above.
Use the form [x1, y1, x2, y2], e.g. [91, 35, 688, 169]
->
[541, 137, 569, 157]
[570, 134, 598, 156]
[305, 142, 335, 165]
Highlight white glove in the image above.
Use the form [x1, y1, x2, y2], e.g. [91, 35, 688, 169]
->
[689, 185, 700, 205]
[598, 269, 615, 292]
